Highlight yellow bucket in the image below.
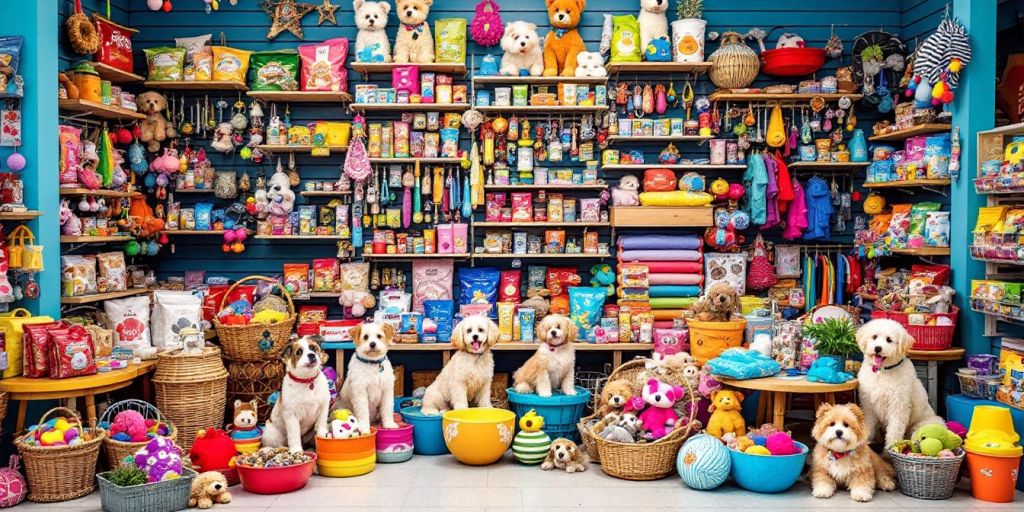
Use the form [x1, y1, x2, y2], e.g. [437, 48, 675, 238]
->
[688, 319, 747, 365]
[316, 453, 376, 477]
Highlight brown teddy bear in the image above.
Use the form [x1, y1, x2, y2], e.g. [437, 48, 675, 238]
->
[690, 282, 741, 322]
[542, 0, 587, 77]
[597, 379, 634, 416]
[189, 471, 232, 509]
[137, 91, 176, 152]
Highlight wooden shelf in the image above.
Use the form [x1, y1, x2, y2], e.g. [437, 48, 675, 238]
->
[869, 123, 951, 142]
[889, 247, 950, 256]
[352, 62, 467, 76]
[864, 179, 951, 189]
[709, 92, 863, 102]
[246, 90, 352, 103]
[143, 80, 247, 91]
[58, 98, 145, 121]
[59, 188, 138, 198]
[293, 292, 343, 300]
[607, 135, 712, 143]
[972, 256, 1024, 266]
[383, 342, 653, 352]
[602, 164, 746, 171]
[369, 157, 461, 164]
[350, 102, 469, 112]
[91, 62, 144, 84]
[0, 211, 42, 221]
[476, 105, 607, 113]
[787, 161, 870, 170]
[472, 76, 607, 85]
[164, 230, 236, 235]
[908, 347, 964, 362]
[473, 221, 609, 228]
[606, 62, 712, 74]
[474, 253, 610, 259]
[362, 253, 471, 259]
[256, 144, 348, 154]
[172, 188, 215, 194]
[254, 235, 349, 240]
[61, 235, 132, 243]
[483, 184, 607, 191]
[610, 206, 714, 227]
[61, 288, 148, 305]
[299, 190, 352, 197]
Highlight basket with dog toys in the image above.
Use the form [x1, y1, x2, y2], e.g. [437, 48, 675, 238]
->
[888, 423, 967, 500]
[102, 410, 173, 443]
[18, 416, 90, 447]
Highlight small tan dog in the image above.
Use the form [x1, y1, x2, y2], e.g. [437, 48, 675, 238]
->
[513, 314, 578, 397]
[811, 403, 896, 502]
[338, 322, 400, 433]
[420, 316, 499, 414]
[541, 438, 587, 472]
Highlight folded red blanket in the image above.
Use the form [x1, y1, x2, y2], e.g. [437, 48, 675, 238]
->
[640, 261, 703, 273]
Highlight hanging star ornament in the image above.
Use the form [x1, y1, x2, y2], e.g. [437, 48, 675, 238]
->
[261, 0, 317, 40]
[316, 0, 339, 26]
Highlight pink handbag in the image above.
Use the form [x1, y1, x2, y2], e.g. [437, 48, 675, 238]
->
[392, 65, 419, 94]
[470, 0, 504, 47]
[746, 234, 778, 291]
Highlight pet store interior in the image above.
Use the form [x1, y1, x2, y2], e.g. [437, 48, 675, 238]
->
[0, 0, 1023, 509]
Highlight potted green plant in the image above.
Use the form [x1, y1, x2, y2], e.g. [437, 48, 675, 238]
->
[96, 462, 197, 512]
[801, 317, 859, 367]
[673, 0, 706, 63]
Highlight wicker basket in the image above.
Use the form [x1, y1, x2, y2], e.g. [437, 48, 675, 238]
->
[871, 307, 958, 351]
[97, 467, 196, 512]
[577, 359, 699, 480]
[708, 32, 760, 90]
[99, 399, 179, 470]
[0, 391, 8, 435]
[226, 358, 284, 420]
[15, 407, 106, 503]
[213, 276, 296, 362]
[890, 449, 965, 499]
[154, 347, 228, 452]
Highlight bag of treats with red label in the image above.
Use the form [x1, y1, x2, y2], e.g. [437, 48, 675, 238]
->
[22, 322, 63, 378]
[94, 15, 137, 73]
[49, 324, 97, 379]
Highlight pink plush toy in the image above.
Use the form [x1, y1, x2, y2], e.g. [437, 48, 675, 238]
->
[765, 431, 801, 455]
[946, 420, 967, 439]
[636, 378, 684, 441]
[111, 410, 149, 443]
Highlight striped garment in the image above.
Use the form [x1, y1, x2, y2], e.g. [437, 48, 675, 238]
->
[512, 430, 551, 465]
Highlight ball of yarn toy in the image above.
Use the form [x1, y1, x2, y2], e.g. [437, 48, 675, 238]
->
[744, 445, 771, 456]
[133, 437, 183, 483]
[766, 432, 801, 455]
[112, 410, 149, 442]
[677, 434, 731, 490]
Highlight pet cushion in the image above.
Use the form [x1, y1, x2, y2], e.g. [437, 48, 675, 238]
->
[640, 261, 703, 273]
[639, 191, 714, 207]
[649, 297, 699, 309]
[649, 285, 703, 298]
[648, 274, 703, 286]
[706, 348, 781, 380]
[619, 235, 702, 251]
[620, 249, 702, 262]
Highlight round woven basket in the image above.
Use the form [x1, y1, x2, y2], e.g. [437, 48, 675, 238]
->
[578, 359, 700, 480]
[99, 399, 179, 470]
[213, 276, 296, 362]
[154, 347, 228, 452]
[708, 32, 760, 90]
[226, 359, 284, 420]
[890, 449, 965, 500]
[15, 407, 106, 503]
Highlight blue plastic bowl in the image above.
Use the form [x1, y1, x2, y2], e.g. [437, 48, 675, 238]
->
[399, 406, 449, 455]
[728, 442, 809, 493]
[506, 386, 591, 442]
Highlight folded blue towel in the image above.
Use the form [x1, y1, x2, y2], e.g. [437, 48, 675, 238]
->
[706, 348, 781, 380]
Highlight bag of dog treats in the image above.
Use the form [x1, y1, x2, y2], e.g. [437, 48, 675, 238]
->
[610, 15, 642, 63]
[61, 254, 97, 297]
[59, 125, 84, 184]
[104, 295, 152, 349]
[211, 46, 251, 82]
[435, 19, 468, 63]
[459, 267, 500, 316]
[49, 325, 97, 379]
[312, 258, 339, 292]
[22, 322, 63, 378]
[97, 251, 127, 293]
[175, 34, 212, 63]
[151, 290, 202, 350]
[144, 47, 186, 81]
[569, 286, 606, 337]
[412, 259, 454, 313]
[424, 299, 455, 342]
[94, 16, 136, 73]
[499, 270, 522, 303]
[249, 50, 299, 91]
[299, 38, 349, 92]
[283, 263, 311, 297]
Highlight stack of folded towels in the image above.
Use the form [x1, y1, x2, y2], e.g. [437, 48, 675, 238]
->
[617, 234, 704, 325]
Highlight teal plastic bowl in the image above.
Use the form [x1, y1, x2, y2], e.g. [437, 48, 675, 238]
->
[506, 386, 591, 442]
[400, 406, 448, 455]
[728, 442, 809, 493]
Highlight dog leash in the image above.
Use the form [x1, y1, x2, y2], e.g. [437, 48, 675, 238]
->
[355, 354, 388, 373]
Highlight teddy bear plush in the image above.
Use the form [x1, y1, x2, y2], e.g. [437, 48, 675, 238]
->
[597, 378, 634, 416]
[354, 0, 392, 63]
[706, 389, 746, 439]
[574, 51, 607, 78]
[690, 282, 741, 322]
[542, 0, 587, 76]
[637, 0, 669, 54]
[629, 378, 684, 441]
[500, 21, 544, 76]
[610, 174, 640, 206]
[137, 91, 176, 152]
[189, 471, 232, 509]
[393, 0, 435, 63]
[262, 170, 296, 218]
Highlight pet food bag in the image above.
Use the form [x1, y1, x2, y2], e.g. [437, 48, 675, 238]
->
[569, 286, 606, 338]
[610, 15, 642, 63]
[435, 19, 467, 63]
[175, 34, 212, 62]
[49, 325, 97, 379]
[96, 251, 127, 293]
[151, 290, 202, 350]
[249, 50, 299, 91]
[61, 254, 97, 297]
[94, 16, 136, 73]
[705, 253, 747, 295]
[299, 38, 349, 92]
[0, 309, 55, 378]
[104, 295, 152, 349]
[459, 267, 500, 316]
[412, 259, 454, 313]
[144, 47, 186, 81]
[211, 46, 251, 82]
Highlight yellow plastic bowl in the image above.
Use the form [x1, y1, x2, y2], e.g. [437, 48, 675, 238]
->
[442, 408, 516, 465]
[317, 453, 376, 478]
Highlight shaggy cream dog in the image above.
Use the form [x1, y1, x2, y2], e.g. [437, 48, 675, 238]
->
[500, 21, 544, 76]
[512, 314, 577, 397]
[637, 0, 669, 52]
[811, 403, 896, 502]
[262, 336, 331, 452]
[338, 322, 400, 433]
[420, 316, 499, 414]
[541, 438, 587, 472]
[353, 0, 392, 63]
[856, 319, 943, 450]
[393, 0, 435, 63]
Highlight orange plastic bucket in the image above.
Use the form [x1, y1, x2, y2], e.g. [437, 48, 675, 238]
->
[966, 451, 1022, 503]
[688, 319, 747, 365]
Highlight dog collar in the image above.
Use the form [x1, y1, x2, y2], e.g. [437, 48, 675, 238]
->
[288, 372, 318, 390]
[403, 22, 425, 33]
[873, 358, 905, 373]
[553, 28, 567, 38]
[828, 449, 851, 461]
[355, 354, 388, 373]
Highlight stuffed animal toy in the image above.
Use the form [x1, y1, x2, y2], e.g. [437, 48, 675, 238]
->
[393, 0, 435, 63]
[589, 263, 615, 297]
[637, 0, 669, 53]
[329, 409, 363, 439]
[597, 379, 634, 416]
[910, 424, 963, 456]
[137, 91, 176, 152]
[644, 38, 672, 62]
[230, 399, 262, 441]
[706, 390, 746, 439]
[512, 409, 552, 464]
[610, 174, 640, 206]
[262, 169, 296, 218]
[110, 410, 148, 442]
[500, 21, 545, 76]
[133, 436, 183, 483]
[354, 0, 392, 63]
[210, 123, 235, 153]
[59, 199, 83, 236]
[542, 0, 587, 77]
[631, 378, 684, 440]
[189, 471, 232, 509]
[188, 428, 237, 473]
[690, 283, 741, 322]
[574, 51, 607, 78]
[776, 32, 806, 48]
[598, 412, 640, 443]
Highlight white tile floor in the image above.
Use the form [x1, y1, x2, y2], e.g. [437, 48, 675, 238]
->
[15, 454, 1023, 511]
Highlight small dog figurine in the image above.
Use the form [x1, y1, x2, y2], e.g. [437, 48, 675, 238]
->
[811, 403, 896, 502]
[540, 438, 587, 472]
[261, 336, 331, 452]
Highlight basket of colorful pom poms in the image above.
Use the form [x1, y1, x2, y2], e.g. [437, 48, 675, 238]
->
[723, 424, 809, 494]
[14, 406, 106, 503]
[99, 399, 177, 470]
[888, 423, 966, 500]
[213, 276, 295, 362]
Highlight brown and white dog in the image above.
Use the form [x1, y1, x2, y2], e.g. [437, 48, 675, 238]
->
[338, 322, 400, 433]
[262, 335, 332, 452]
[513, 315, 578, 397]
[541, 438, 587, 473]
[420, 316, 499, 414]
[811, 403, 896, 502]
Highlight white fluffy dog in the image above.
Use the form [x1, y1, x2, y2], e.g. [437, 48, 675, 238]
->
[420, 316, 499, 414]
[338, 322, 400, 433]
[856, 319, 943, 450]
[353, 0, 392, 63]
[638, 0, 670, 53]
[262, 336, 332, 452]
[512, 315, 578, 397]
[500, 21, 544, 76]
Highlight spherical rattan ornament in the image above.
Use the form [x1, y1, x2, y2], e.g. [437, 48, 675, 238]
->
[66, 0, 100, 55]
[254, 294, 288, 314]
[863, 193, 886, 215]
[708, 32, 759, 90]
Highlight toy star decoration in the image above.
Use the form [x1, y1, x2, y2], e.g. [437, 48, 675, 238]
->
[261, 0, 317, 40]
[316, 0, 339, 26]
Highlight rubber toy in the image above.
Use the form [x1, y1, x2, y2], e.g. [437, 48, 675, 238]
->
[589, 263, 616, 297]
[512, 409, 551, 465]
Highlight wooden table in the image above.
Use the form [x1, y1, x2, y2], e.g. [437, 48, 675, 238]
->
[909, 348, 965, 409]
[0, 360, 157, 432]
[716, 374, 859, 430]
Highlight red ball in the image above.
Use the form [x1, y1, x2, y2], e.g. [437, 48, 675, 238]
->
[116, 128, 133, 145]
[851, 191, 863, 202]
[727, 183, 746, 201]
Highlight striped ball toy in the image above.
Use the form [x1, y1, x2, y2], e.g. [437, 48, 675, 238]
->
[512, 409, 552, 465]
[677, 434, 731, 490]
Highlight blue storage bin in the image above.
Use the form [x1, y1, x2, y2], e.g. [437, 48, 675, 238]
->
[400, 406, 449, 455]
[506, 386, 591, 442]
[728, 442, 808, 493]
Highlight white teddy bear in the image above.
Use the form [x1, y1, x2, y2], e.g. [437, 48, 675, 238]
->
[574, 51, 607, 78]
[262, 170, 295, 218]
[500, 21, 544, 77]
[638, 0, 669, 54]
[354, 0, 392, 63]
[611, 174, 641, 206]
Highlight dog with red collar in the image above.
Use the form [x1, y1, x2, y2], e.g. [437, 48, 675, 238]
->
[811, 403, 895, 502]
[262, 335, 332, 453]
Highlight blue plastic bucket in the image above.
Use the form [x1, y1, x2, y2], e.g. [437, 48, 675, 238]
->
[506, 386, 591, 442]
[399, 406, 448, 455]
[728, 442, 808, 493]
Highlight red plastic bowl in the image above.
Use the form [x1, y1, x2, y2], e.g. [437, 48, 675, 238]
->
[760, 47, 826, 77]
[236, 452, 317, 494]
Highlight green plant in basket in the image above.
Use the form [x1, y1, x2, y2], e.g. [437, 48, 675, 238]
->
[678, 0, 703, 19]
[803, 318, 859, 357]
[108, 464, 147, 487]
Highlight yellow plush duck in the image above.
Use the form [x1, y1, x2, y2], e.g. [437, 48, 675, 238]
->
[512, 409, 551, 465]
